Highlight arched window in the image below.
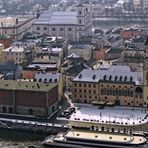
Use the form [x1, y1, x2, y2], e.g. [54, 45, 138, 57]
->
[49, 78, 52, 82]
[2, 106, 7, 113]
[130, 76, 133, 82]
[119, 76, 122, 81]
[8, 107, 13, 113]
[124, 76, 127, 81]
[28, 109, 33, 115]
[44, 78, 47, 83]
[54, 79, 57, 83]
[103, 75, 106, 81]
[109, 75, 112, 81]
[39, 78, 42, 82]
[115, 76, 118, 81]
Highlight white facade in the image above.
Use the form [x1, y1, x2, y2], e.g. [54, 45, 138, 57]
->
[33, 4, 92, 41]
[91, 4, 105, 17]
[0, 15, 35, 41]
[2, 46, 25, 64]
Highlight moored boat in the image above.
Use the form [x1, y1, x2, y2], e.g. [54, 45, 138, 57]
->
[43, 129, 147, 148]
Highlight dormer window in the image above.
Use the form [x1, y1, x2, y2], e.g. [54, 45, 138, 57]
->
[115, 76, 117, 81]
[54, 79, 57, 83]
[103, 75, 106, 81]
[130, 76, 133, 82]
[79, 11, 82, 15]
[92, 75, 96, 79]
[79, 74, 82, 79]
[119, 76, 122, 81]
[109, 75, 112, 81]
[124, 76, 127, 82]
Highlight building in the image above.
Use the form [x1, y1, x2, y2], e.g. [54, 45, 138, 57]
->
[2, 46, 25, 64]
[68, 44, 93, 60]
[0, 63, 22, 80]
[33, 4, 92, 41]
[143, 38, 148, 108]
[0, 80, 59, 117]
[34, 72, 63, 101]
[72, 65, 145, 107]
[105, 47, 124, 60]
[0, 43, 4, 61]
[0, 35, 11, 48]
[0, 15, 35, 41]
[91, 4, 105, 17]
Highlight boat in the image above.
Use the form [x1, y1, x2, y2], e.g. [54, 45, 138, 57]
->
[42, 129, 147, 148]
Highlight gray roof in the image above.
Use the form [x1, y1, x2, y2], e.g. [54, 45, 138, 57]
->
[34, 72, 61, 83]
[0, 80, 57, 92]
[73, 66, 143, 85]
[34, 11, 77, 25]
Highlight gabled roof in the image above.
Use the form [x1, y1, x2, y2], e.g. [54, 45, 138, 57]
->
[73, 65, 143, 85]
[64, 64, 87, 76]
[34, 11, 77, 25]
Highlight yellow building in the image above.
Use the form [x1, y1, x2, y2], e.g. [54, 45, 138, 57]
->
[72, 65, 145, 107]
[0, 43, 4, 61]
[143, 38, 148, 108]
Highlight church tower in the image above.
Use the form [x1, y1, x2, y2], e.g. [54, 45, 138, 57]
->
[143, 37, 148, 108]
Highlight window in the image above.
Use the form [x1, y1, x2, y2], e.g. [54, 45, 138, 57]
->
[84, 89, 86, 93]
[79, 19, 82, 24]
[103, 75, 106, 81]
[68, 28, 72, 31]
[93, 84, 96, 88]
[119, 76, 122, 81]
[79, 90, 81, 93]
[109, 75, 112, 81]
[79, 11, 82, 15]
[74, 89, 77, 93]
[60, 28, 63, 31]
[74, 83, 77, 87]
[84, 84, 86, 87]
[89, 90, 91, 93]
[79, 83, 81, 87]
[52, 28, 55, 31]
[44, 27, 47, 30]
[115, 76, 118, 81]
[130, 76, 133, 82]
[94, 90, 96, 93]
[89, 84, 91, 87]
[37, 27, 40, 30]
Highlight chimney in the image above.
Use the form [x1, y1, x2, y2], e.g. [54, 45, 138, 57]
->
[16, 19, 18, 25]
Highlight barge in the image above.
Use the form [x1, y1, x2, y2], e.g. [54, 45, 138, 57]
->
[43, 129, 147, 148]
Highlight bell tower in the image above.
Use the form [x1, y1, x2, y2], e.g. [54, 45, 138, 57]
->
[143, 37, 148, 108]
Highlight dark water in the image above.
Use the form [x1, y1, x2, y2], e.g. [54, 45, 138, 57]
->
[0, 129, 44, 147]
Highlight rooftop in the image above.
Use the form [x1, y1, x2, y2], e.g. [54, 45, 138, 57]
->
[3, 46, 24, 52]
[34, 11, 77, 25]
[34, 72, 61, 83]
[0, 80, 57, 92]
[73, 65, 143, 85]
[0, 16, 34, 28]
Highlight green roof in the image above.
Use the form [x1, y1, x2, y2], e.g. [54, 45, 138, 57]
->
[0, 35, 11, 39]
[0, 80, 57, 92]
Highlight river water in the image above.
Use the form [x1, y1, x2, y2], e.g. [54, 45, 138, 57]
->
[0, 20, 148, 147]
